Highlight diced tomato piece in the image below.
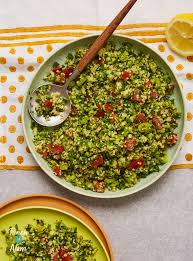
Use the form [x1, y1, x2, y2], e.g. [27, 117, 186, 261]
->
[53, 166, 62, 176]
[121, 70, 133, 80]
[169, 134, 178, 145]
[90, 155, 104, 168]
[47, 144, 54, 149]
[68, 66, 74, 73]
[44, 100, 53, 108]
[52, 145, 64, 155]
[52, 252, 59, 261]
[63, 66, 74, 79]
[124, 138, 136, 151]
[62, 255, 73, 261]
[97, 103, 103, 109]
[128, 159, 144, 170]
[134, 113, 148, 123]
[104, 102, 113, 112]
[152, 117, 162, 130]
[94, 181, 105, 193]
[58, 248, 66, 257]
[131, 94, 141, 103]
[53, 66, 62, 74]
[131, 90, 141, 103]
[150, 91, 158, 99]
[97, 57, 104, 65]
[144, 79, 153, 88]
[42, 150, 49, 159]
[95, 111, 105, 118]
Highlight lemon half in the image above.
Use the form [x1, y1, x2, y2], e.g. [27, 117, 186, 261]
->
[165, 13, 193, 57]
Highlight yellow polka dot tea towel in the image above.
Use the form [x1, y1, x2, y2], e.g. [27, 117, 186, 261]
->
[0, 0, 193, 171]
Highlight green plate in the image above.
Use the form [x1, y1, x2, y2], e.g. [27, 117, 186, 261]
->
[0, 207, 110, 261]
[22, 34, 185, 198]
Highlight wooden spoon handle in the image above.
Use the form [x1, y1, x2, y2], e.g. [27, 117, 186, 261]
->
[77, 0, 138, 73]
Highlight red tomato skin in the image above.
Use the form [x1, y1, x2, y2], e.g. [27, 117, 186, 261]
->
[169, 134, 178, 145]
[144, 79, 153, 88]
[121, 70, 133, 80]
[53, 166, 62, 176]
[90, 155, 104, 168]
[42, 150, 49, 159]
[52, 145, 64, 155]
[128, 159, 144, 170]
[95, 111, 105, 118]
[58, 248, 66, 257]
[52, 252, 59, 261]
[44, 100, 53, 108]
[152, 117, 162, 130]
[63, 66, 74, 78]
[104, 102, 113, 112]
[97, 57, 104, 65]
[123, 138, 136, 151]
[150, 91, 158, 99]
[134, 113, 148, 123]
[53, 66, 62, 74]
[62, 255, 73, 261]
[97, 103, 103, 109]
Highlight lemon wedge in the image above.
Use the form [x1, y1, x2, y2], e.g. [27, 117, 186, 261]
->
[165, 13, 193, 57]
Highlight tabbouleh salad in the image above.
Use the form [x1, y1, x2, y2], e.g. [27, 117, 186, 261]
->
[31, 42, 180, 193]
[2, 219, 97, 261]
[35, 85, 67, 120]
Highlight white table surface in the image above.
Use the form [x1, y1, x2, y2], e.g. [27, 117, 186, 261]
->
[1, 0, 193, 260]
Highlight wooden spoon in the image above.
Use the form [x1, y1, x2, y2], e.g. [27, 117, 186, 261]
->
[28, 0, 138, 127]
